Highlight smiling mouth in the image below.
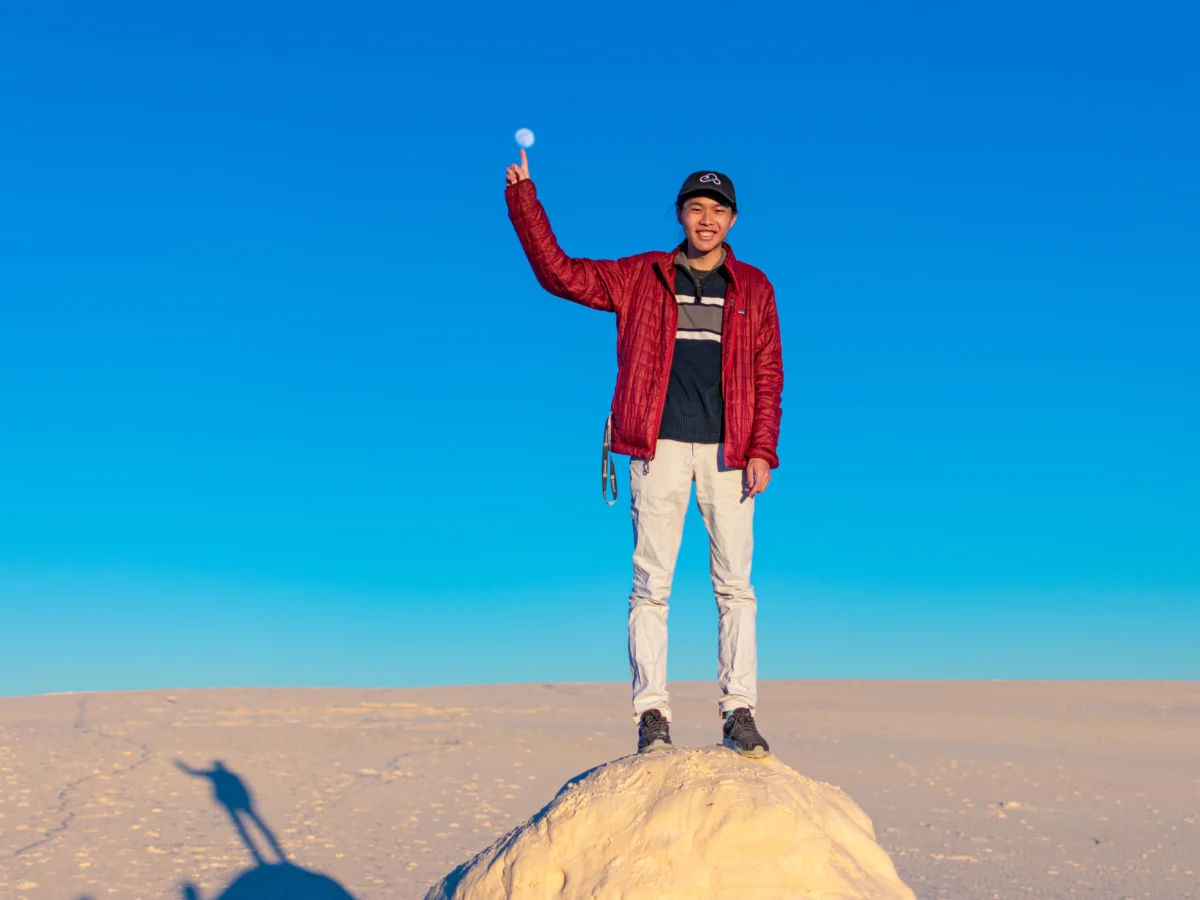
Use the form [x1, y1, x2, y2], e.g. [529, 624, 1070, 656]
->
[696, 230, 716, 239]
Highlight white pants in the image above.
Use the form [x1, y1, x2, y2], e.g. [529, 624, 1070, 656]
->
[628, 439, 758, 723]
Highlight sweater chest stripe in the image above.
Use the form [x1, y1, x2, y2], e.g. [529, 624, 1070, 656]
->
[676, 303, 723, 335]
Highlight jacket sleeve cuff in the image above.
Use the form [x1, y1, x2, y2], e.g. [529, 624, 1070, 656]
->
[505, 178, 536, 206]
[747, 448, 779, 469]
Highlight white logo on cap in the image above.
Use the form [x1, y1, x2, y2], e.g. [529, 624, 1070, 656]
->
[699, 173, 722, 185]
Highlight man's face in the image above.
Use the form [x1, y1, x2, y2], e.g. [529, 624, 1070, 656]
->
[678, 194, 737, 254]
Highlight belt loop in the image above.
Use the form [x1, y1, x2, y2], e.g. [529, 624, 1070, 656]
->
[601, 412, 618, 506]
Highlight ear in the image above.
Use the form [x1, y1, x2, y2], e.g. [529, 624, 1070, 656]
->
[728, 212, 738, 231]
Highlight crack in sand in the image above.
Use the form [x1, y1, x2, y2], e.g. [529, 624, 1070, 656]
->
[9, 696, 154, 858]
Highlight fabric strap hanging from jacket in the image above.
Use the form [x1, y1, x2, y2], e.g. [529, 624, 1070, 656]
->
[602, 412, 618, 505]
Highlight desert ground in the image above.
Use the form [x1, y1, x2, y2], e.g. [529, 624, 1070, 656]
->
[1, 681, 1196, 899]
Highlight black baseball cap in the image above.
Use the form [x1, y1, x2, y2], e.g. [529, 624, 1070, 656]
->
[677, 170, 737, 211]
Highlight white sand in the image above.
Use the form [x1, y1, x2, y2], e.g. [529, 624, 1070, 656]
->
[426, 745, 915, 899]
[1, 681, 1197, 898]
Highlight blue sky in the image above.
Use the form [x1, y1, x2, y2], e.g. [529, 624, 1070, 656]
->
[2, 2, 1197, 696]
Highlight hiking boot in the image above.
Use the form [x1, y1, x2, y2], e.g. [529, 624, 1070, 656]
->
[637, 709, 672, 753]
[722, 708, 770, 758]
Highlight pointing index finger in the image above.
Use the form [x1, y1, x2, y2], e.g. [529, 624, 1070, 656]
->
[520, 148, 528, 172]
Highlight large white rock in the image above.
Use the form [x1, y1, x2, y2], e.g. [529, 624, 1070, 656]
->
[426, 746, 916, 900]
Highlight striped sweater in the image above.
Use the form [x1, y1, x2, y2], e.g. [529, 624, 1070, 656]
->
[658, 249, 727, 444]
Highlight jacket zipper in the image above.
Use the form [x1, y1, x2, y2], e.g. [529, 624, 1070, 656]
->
[720, 285, 738, 468]
[648, 264, 679, 461]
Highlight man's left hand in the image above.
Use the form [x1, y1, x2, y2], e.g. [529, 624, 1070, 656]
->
[744, 458, 772, 498]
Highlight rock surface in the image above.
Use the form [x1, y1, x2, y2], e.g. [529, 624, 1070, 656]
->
[426, 745, 916, 900]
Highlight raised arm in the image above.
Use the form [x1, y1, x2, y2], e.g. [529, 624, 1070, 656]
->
[505, 149, 627, 314]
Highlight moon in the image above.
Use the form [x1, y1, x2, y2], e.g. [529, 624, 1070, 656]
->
[514, 128, 535, 149]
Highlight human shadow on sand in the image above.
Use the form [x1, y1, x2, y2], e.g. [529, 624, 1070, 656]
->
[173, 759, 359, 900]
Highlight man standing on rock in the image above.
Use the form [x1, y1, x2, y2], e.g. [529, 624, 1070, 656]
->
[505, 150, 783, 759]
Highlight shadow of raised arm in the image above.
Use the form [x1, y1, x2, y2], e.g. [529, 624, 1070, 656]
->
[174, 759, 212, 778]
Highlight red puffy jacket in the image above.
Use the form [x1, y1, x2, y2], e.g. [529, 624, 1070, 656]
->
[506, 179, 783, 469]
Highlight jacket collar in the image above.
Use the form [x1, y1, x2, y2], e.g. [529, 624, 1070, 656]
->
[673, 245, 727, 274]
[657, 241, 739, 288]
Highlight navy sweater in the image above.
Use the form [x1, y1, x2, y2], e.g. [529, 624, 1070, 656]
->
[657, 252, 727, 444]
